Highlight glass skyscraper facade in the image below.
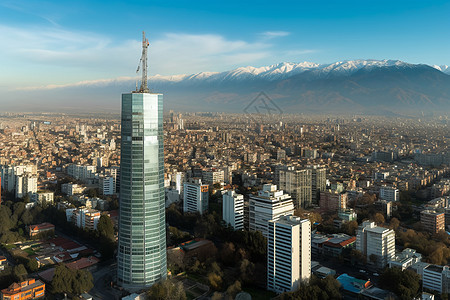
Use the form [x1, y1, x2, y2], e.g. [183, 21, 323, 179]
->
[117, 92, 166, 290]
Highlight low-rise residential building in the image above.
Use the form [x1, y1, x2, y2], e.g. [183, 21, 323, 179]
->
[322, 234, 356, 258]
[422, 265, 450, 294]
[29, 223, 55, 238]
[0, 279, 45, 300]
[0, 256, 6, 271]
[66, 207, 101, 230]
[61, 183, 84, 196]
[388, 248, 422, 270]
[31, 191, 54, 205]
[379, 186, 399, 202]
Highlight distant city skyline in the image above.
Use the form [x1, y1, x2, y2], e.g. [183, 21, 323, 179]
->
[1, 0, 449, 95]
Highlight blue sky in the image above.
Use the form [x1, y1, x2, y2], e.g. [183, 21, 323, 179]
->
[0, 0, 449, 91]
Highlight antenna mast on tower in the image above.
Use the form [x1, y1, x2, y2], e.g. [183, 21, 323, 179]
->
[136, 31, 149, 93]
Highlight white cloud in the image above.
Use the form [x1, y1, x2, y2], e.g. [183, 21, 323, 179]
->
[260, 31, 290, 39]
[0, 23, 316, 90]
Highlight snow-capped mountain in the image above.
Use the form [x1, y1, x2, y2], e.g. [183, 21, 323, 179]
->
[8, 59, 450, 114]
[150, 59, 415, 82]
[433, 64, 450, 74]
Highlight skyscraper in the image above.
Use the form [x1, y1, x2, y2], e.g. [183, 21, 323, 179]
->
[117, 32, 167, 290]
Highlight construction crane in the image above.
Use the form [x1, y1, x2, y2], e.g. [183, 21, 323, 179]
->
[136, 31, 149, 93]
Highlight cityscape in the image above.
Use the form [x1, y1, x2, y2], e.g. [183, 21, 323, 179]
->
[1, 1, 450, 300]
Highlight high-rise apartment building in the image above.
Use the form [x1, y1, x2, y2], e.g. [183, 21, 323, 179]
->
[276, 166, 312, 208]
[267, 215, 311, 293]
[356, 221, 395, 268]
[183, 178, 209, 214]
[421, 210, 445, 234]
[249, 184, 294, 237]
[117, 32, 166, 290]
[99, 176, 114, 195]
[15, 174, 37, 199]
[311, 166, 326, 203]
[222, 190, 244, 230]
[0, 165, 37, 192]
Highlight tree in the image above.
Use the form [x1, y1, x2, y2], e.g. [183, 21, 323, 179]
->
[379, 267, 420, 300]
[280, 275, 341, 300]
[220, 242, 236, 266]
[97, 214, 114, 241]
[13, 264, 28, 281]
[373, 213, 385, 225]
[26, 257, 39, 272]
[208, 272, 223, 291]
[239, 259, 255, 284]
[51, 265, 93, 295]
[226, 281, 242, 299]
[146, 280, 186, 300]
[341, 220, 358, 235]
[389, 217, 400, 231]
[20, 209, 33, 225]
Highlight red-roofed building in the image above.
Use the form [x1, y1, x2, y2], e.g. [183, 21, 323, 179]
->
[322, 234, 356, 257]
[66, 256, 100, 270]
[28, 223, 55, 238]
[37, 268, 55, 283]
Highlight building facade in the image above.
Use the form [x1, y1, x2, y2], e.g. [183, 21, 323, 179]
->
[267, 215, 311, 293]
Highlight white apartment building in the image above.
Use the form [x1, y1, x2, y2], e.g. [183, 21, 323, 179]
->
[183, 178, 209, 214]
[99, 176, 114, 195]
[249, 184, 295, 238]
[61, 183, 84, 196]
[31, 191, 54, 205]
[105, 166, 120, 194]
[66, 207, 101, 231]
[356, 221, 395, 268]
[379, 186, 399, 202]
[202, 169, 224, 185]
[67, 164, 96, 181]
[388, 248, 422, 270]
[15, 174, 37, 198]
[222, 190, 244, 230]
[267, 215, 311, 293]
[0, 165, 37, 192]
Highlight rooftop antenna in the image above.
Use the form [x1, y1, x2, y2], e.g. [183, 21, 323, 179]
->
[136, 31, 149, 93]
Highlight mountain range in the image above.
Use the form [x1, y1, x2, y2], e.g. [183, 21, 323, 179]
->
[9, 59, 450, 115]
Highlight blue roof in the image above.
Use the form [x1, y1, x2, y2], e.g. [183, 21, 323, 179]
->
[337, 273, 370, 294]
